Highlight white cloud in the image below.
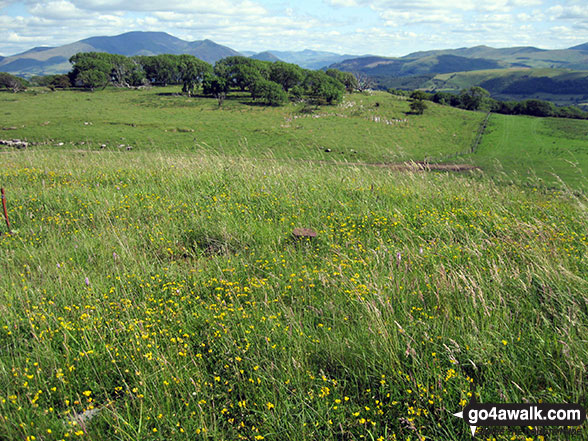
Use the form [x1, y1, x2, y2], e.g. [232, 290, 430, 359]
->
[65, 0, 267, 14]
[509, 0, 543, 6]
[556, 5, 588, 20]
[28, 0, 85, 19]
[1, 0, 587, 59]
[380, 9, 462, 26]
[359, 0, 477, 11]
[325, 0, 358, 6]
[6, 30, 42, 42]
[516, 11, 544, 21]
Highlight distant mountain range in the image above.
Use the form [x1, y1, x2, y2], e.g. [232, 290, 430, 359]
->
[4, 31, 587, 79]
[0, 31, 359, 77]
[246, 49, 358, 69]
[328, 45, 588, 79]
[0, 31, 241, 77]
[326, 45, 588, 107]
[265, 50, 359, 70]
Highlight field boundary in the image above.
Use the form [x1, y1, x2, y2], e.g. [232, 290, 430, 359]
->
[435, 111, 491, 163]
[470, 111, 491, 154]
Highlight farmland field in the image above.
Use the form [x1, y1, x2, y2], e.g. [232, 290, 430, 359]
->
[474, 113, 588, 191]
[0, 88, 587, 441]
[0, 87, 483, 163]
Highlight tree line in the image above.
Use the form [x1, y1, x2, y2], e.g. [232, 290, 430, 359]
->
[0, 52, 358, 106]
[391, 87, 588, 120]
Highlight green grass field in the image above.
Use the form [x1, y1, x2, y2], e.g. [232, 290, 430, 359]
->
[0, 87, 482, 163]
[0, 88, 587, 441]
[474, 113, 588, 191]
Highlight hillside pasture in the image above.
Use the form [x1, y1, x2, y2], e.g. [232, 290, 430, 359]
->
[474, 113, 588, 191]
[0, 87, 483, 163]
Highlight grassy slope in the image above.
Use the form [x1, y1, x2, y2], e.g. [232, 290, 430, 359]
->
[430, 68, 588, 90]
[0, 88, 482, 163]
[0, 150, 586, 441]
[383, 68, 588, 107]
[474, 114, 588, 191]
[2, 87, 587, 191]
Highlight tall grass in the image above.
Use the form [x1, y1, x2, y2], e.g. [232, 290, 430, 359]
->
[0, 150, 586, 440]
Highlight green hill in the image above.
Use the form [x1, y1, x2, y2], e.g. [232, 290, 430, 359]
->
[330, 43, 588, 104]
[0, 87, 483, 164]
[472, 113, 588, 190]
[331, 43, 588, 75]
[383, 68, 588, 107]
[2, 86, 587, 191]
[331, 54, 505, 77]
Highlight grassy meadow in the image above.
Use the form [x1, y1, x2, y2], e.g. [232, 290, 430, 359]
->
[474, 113, 588, 191]
[0, 88, 587, 441]
[1, 87, 482, 162]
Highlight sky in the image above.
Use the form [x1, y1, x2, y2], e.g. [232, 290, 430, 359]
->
[0, 0, 587, 57]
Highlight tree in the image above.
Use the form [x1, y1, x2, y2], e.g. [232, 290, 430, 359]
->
[458, 86, 490, 111]
[202, 73, 229, 107]
[0, 73, 27, 92]
[432, 91, 452, 105]
[521, 99, 554, 117]
[270, 62, 305, 91]
[326, 69, 358, 93]
[49, 74, 71, 90]
[78, 69, 109, 91]
[289, 85, 305, 102]
[136, 54, 180, 86]
[304, 71, 345, 104]
[179, 55, 212, 95]
[353, 72, 374, 92]
[557, 105, 587, 119]
[31, 74, 71, 89]
[109, 54, 133, 87]
[214, 56, 270, 90]
[250, 79, 288, 105]
[409, 99, 427, 115]
[69, 52, 112, 90]
[233, 63, 264, 91]
[410, 90, 429, 101]
[111, 55, 146, 87]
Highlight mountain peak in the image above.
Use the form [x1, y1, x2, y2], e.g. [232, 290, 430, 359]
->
[0, 31, 241, 76]
[250, 51, 281, 62]
[570, 42, 588, 51]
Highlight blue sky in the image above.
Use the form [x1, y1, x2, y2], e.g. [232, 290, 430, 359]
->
[0, 0, 587, 57]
